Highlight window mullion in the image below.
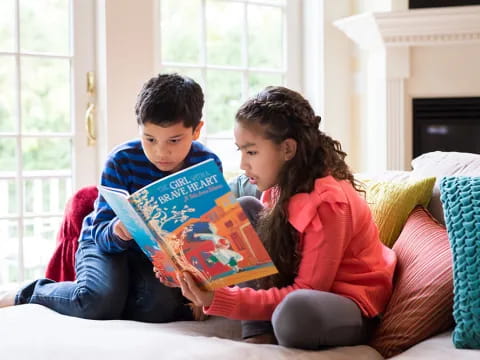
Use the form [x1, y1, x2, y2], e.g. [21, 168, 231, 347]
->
[14, 0, 25, 283]
[285, 0, 302, 91]
[200, 0, 208, 145]
[157, 0, 291, 176]
[242, 2, 248, 100]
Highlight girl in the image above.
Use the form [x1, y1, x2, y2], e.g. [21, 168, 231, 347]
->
[174, 86, 397, 349]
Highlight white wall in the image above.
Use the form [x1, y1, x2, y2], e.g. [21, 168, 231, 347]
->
[302, 1, 355, 167]
[321, 1, 354, 163]
[96, 0, 155, 169]
[345, 0, 409, 171]
[408, 45, 480, 96]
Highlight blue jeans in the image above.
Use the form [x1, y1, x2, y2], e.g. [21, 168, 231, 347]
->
[15, 238, 192, 322]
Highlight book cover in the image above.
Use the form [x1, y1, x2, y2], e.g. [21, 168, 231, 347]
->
[99, 159, 278, 290]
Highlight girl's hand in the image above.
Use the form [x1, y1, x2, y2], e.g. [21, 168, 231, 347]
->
[177, 272, 214, 307]
[113, 220, 133, 241]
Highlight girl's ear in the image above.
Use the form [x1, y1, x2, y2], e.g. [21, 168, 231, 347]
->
[192, 121, 204, 140]
[282, 138, 297, 161]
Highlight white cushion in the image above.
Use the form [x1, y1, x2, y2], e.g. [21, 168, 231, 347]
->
[390, 331, 479, 360]
[0, 304, 383, 360]
[411, 151, 480, 224]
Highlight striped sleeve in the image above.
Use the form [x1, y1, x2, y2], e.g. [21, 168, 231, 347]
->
[212, 154, 222, 173]
[90, 155, 132, 253]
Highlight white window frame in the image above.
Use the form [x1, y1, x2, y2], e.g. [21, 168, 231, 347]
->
[0, 0, 96, 285]
[155, 0, 302, 165]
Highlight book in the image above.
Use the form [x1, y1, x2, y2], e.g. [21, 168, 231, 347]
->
[98, 159, 278, 291]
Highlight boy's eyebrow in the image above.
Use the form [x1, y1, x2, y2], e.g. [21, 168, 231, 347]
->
[142, 132, 184, 138]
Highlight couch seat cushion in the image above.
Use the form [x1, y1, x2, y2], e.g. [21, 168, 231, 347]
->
[0, 304, 384, 360]
[390, 331, 479, 359]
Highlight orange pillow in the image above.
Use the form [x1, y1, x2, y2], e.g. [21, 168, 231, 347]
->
[369, 206, 454, 358]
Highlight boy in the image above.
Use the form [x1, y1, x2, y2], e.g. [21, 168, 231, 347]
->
[0, 74, 222, 323]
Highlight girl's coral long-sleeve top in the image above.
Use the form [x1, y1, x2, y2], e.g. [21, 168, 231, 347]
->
[204, 175, 397, 320]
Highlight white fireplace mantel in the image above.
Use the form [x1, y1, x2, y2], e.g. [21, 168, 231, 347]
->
[335, 5, 480, 50]
[334, 6, 480, 171]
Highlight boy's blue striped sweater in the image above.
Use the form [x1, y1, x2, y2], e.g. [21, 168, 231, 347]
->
[80, 139, 222, 253]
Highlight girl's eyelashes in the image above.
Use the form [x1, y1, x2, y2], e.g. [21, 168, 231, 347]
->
[235, 147, 257, 156]
[235, 145, 257, 155]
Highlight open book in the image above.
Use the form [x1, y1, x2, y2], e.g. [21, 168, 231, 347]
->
[99, 159, 278, 291]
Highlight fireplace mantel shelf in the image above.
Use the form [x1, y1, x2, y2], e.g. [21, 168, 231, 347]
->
[334, 5, 480, 49]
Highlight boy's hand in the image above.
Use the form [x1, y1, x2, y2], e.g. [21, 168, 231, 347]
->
[113, 220, 133, 241]
[177, 272, 214, 307]
[153, 266, 180, 288]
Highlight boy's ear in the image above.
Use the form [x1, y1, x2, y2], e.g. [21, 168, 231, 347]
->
[282, 138, 297, 161]
[192, 121, 204, 140]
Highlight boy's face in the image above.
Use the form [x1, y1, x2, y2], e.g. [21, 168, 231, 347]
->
[140, 121, 203, 173]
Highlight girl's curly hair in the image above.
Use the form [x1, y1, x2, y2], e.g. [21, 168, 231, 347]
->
[236, 86, 361, 288]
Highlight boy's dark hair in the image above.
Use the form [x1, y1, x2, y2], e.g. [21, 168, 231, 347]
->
[135, 73, 204, 129]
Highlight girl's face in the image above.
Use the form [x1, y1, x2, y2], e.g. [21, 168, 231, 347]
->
[234, 122, 295, 192]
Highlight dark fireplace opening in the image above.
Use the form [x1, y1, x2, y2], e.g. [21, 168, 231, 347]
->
[409, 0, 480, 9]
[413, 97, 480, 158]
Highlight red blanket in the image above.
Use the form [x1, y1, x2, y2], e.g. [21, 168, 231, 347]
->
[45, 186, 98, 281]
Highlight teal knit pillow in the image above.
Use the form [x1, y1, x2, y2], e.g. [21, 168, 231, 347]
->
[440, 176, 480, 349]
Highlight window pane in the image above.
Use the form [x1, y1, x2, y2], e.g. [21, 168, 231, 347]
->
[248, 5, 283, 69]
[0, 138, 17, 172]
[0, 55, 16, 132]
[252, 0, 285, 4]
[206, 70, 242, 134]
[21, 57, 71, 133]
[23, 216, 60, 282]
[0, 179, 18, 216]
[24, 177, 70, 214]
[161, 0, 201, 64]
[206, 1, 243, 66]
[0, 0, 15, 52]
[0, 220, 19, 285]
[22, 137, 72, 171]
[205, 138, 240, 178]
[248, 72, 283, 97]
[20, 0, 70, 55]
[160, 66, 203, 88]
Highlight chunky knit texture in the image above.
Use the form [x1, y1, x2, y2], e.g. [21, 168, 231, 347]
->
[440, 176, 480, 349]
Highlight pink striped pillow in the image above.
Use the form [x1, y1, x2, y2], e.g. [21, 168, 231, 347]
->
[369, 206, 454, 358]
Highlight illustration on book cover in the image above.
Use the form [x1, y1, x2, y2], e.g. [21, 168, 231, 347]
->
[127, 160, 276, 290]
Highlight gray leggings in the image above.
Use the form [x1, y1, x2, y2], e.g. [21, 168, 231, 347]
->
[238, 196, 376, 349]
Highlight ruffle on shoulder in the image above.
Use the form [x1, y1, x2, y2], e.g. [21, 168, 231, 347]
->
[288, 176, 348, 233]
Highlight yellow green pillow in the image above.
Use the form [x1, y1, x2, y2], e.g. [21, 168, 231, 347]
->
[362, 177, 436, 248]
